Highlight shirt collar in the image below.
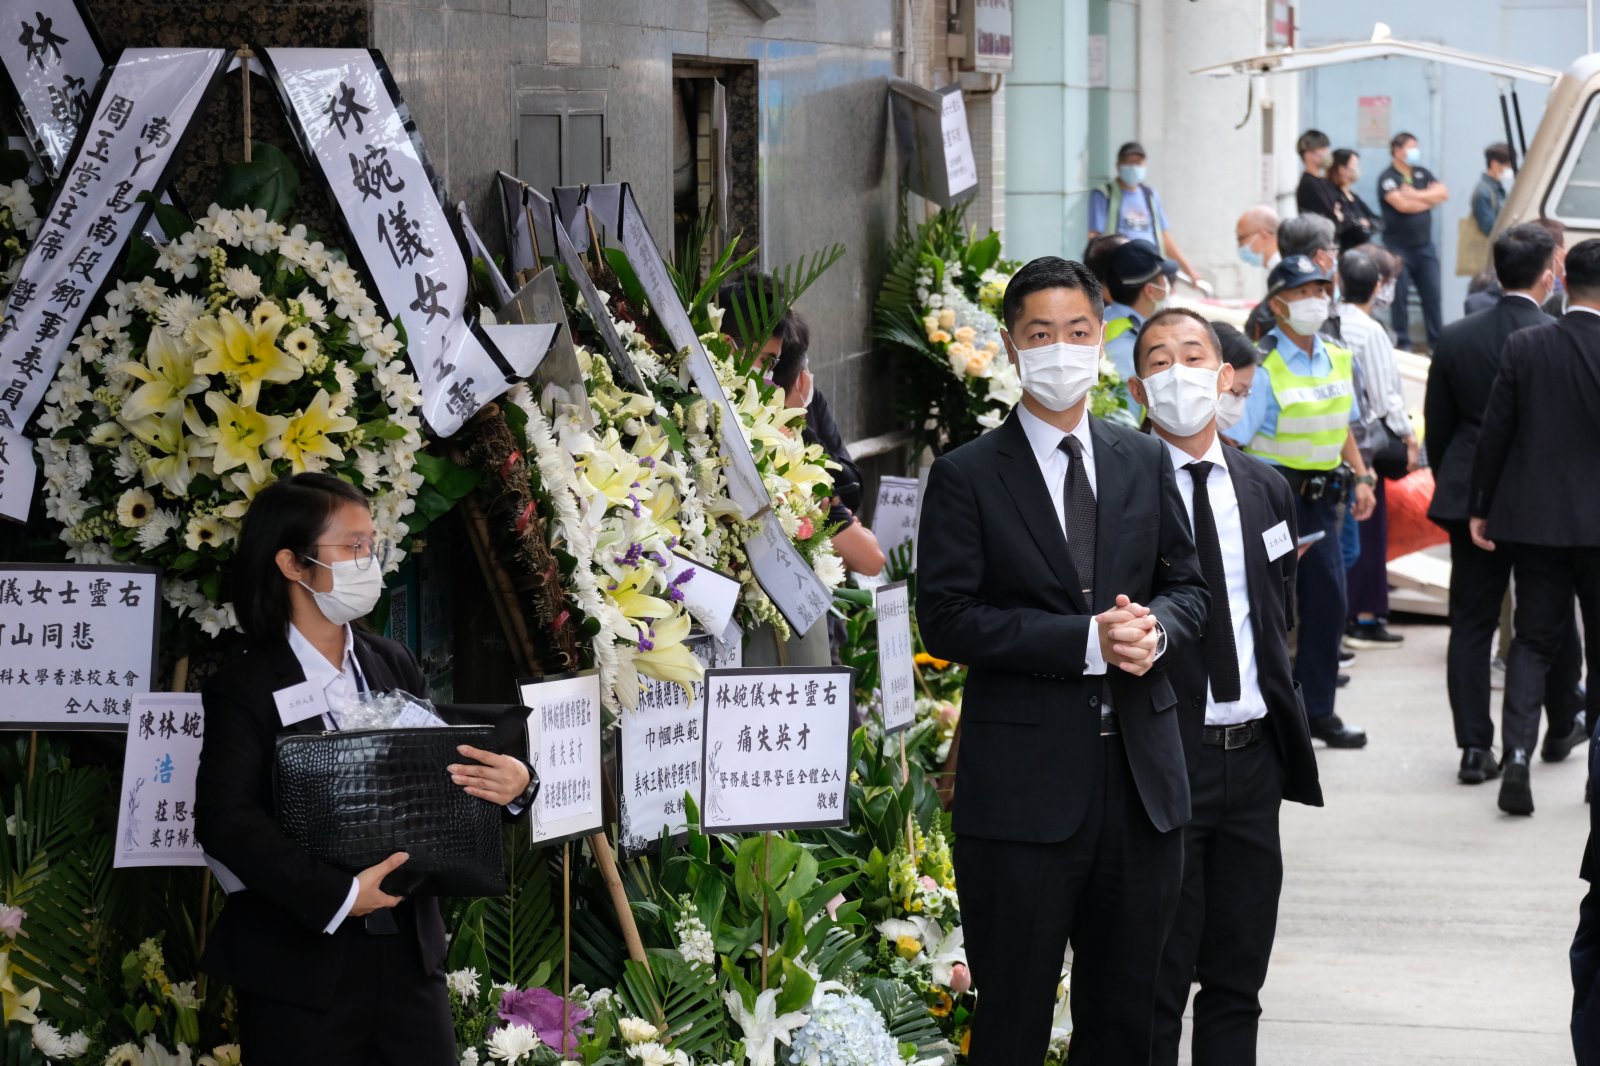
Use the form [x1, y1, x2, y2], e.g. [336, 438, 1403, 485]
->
[1103, 301, 1141, 326]
[1569, 304, 1600, 318]
[286, 622, 354, 689]
[1162, 432, 1229, 476]
[1017, 401, 1093, 468]
[1506, 291, 1542, 307]
[1266, 324, 1325, 365]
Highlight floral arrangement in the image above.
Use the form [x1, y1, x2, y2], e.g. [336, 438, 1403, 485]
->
[0, 150, 44, 298]
[783, 985, 903, 1066]
[37, 203, 424, 649]
[448, 967, 595, 1065]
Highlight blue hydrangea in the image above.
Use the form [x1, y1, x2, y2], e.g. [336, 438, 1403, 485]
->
[784, 989, 902, 1066]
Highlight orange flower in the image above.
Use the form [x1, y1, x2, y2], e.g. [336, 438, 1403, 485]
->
[959, 1028, 971, 1056]
[929, 990, 954, 1018]
[915, 652, 952, 671]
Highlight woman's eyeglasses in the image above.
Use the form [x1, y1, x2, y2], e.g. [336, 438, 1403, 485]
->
[314, 539, 391, 571]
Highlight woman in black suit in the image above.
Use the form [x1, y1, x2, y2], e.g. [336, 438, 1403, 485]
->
[195, 473, 532, 1064]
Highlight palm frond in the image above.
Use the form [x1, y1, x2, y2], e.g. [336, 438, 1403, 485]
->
[861, 976, 958, 1065]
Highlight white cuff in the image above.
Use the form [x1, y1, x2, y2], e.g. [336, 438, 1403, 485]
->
[324, 877, 360, 934]
[506, 800, 525, 817]
[1152, 619, 1168, 662]
[1084, 616, 1108, 676]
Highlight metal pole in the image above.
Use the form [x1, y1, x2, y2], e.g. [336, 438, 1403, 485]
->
[1498, 89, 1520, 171]
[1512, 89, 1529, 159]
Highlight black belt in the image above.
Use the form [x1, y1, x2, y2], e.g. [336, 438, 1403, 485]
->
[1276, 465, 1348, 503]
[1201, 719, 1266, 750]
[1099, 709, 1118, 736]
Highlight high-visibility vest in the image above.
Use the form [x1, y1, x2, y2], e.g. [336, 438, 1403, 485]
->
[1103, 181, 1167, 256]
[1244, 342, 1355, 471]
[1104, 316, 1137, 343]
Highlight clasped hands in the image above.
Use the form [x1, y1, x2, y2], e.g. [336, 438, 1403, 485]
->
[1096, 594, 1161, 677]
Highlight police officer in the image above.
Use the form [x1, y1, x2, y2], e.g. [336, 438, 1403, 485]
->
[1222, 255, 1377, 749]
[1103, 240, 1179, 413]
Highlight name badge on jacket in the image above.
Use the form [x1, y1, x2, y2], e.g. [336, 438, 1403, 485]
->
[273, 679, 329, 727]
[1263, 520, 1294, 562]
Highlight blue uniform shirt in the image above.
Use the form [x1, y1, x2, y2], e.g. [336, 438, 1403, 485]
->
[1089, 184, 1170, 248]
[1221, 325, 1362, 448]
[1101, 301, 1144, 384]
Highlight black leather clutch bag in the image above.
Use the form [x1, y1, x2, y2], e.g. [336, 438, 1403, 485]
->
[274, 726, 507, 898]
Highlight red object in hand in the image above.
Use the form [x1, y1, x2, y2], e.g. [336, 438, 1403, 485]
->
[1386, 468, 1449, 561]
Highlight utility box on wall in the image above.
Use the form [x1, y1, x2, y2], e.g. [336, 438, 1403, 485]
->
[960, 0, 1014, 73]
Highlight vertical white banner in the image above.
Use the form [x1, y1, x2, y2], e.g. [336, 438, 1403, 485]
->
[114, 692, 206, 868]
[875, 581, 916, 734]
[871, 475, 920, 565]
[0, 425, 37, 524]
[745, 512, 832, 638]
[0, 0, 103, 177]
[263, 48, 516, 438]
[517, 670, 604, 846]
[0, 47, 227, 442]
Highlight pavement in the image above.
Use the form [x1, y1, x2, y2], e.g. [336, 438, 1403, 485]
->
[1177, 618, 1590, 1064]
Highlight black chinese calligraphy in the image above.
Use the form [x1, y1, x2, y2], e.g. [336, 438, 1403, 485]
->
[326, 80, 372, 139]
[18, 10, 66, 69]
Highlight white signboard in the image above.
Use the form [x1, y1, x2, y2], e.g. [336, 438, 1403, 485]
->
[518, 670, 603, 846]
[0, 564, 160, 730]
[745, 513, 832, 637]
[0, 0, 103, 177]
[0, 424, 38, 524]
[701, 666, 853, 833]
[940, 91, 978, 200]
[611, 183, 768, 519]
[875, 582, 916, 734]
[114, 692, 206, 868]
[1087, 35, 1109, 89]
[617, 633, 739, 855]
[972, 0, 1014, 71]
[871, 475, 920, 565]
[0, 47, 226, 444]
[265, 47, 523, 438]
[663, 551, 741, 642]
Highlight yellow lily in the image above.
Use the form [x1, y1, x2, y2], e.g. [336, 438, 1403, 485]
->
[117, 329, 208, 422]
[127, 403, 212, 498]
[577, 433, 648, 510]
[270, 389, 359, 474]
[632, 610, 704, 691]
[606, 567, 674, 623]
[206, 392, 288, 484]
[191, 310, 303, 406]
[0, 951, 39, 1025]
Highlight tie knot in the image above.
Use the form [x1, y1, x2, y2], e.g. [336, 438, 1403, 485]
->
[1185, 460, 1214, 484]
[1059, 435, 1084, 459]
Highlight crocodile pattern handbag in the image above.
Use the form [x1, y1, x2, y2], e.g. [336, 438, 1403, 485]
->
[274, 726, 508, 897]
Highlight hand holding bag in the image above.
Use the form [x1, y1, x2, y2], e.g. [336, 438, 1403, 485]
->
[274, 725, 508, 897]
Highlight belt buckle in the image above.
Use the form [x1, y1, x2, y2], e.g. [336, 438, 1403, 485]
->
[1224, 724, 1251, 751]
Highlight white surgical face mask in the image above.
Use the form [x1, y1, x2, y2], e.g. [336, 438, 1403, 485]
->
[1016, 340, 1101, 412]
[1216, 391, 1248, 431]
[1150, 280, 1172, 312]
[1140, 364, 1221, 437]
[299, 556, 385, 626]
[1279, 294, 1330, 335]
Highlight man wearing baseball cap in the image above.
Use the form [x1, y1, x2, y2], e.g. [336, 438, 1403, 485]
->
[1103, 241, 1180, 414]
[1221, 255, 1378, 750]
[1089, 141, 1206, 287]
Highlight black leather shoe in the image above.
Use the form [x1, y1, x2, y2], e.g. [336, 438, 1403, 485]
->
[1458, 747, 1501, 785]
[1336, 673, 1351, 688]
[1311, 714, 1368, 748]
[1498, 750, 1534, 816]
[1542, 711, 1589, 763]
[1340, 649, 1357, 665]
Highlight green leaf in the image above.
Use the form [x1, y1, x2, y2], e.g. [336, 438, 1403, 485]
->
[773, 957, 815, 1016]
[413, 450, 481, 501]
[214, 141, 301, 221]
[862, 977, 957, 1064]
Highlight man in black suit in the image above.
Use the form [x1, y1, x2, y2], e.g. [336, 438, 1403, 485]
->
[1471, 236, 1600, 816]
[1426, 223, 1586, 787]
[918, 257, 1209, 1064]
[1129, 310, 1324, 1066]
[1572, 722, 1600, 1063]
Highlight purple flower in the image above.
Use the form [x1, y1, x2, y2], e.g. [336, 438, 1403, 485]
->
[497, 986, 591, 1055]
[620, 543, 644, 567]
[641, 456, 657, 468]
[627, 494, 642, 517]
[638, 624, 657, 652]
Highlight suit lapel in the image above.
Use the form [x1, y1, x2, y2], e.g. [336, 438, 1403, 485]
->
[1089, 417, 1129, 615]
[995, 412, 1088, 613]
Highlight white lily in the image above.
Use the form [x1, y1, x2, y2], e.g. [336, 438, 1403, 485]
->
[724, 987, 809, 1066]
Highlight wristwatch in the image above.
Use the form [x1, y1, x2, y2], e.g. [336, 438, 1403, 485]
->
[1356, 473, 1377, 487]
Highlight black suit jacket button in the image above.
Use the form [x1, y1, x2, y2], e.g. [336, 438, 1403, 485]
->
[1088, 694, 1100, 708]
[1192, 696, 1203, 708]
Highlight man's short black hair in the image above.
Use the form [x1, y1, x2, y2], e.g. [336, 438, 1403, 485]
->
[1108, 273, 1155, 309]
[1493, 222, 1558, 292]
[1485, 142, 1513, 168]
[1083, 234, 1129, 290]
[1391, 131, 1418, 154]
[1002, 257, 1105, 331]
[1212, 321, 1260, 371]
[719, 273, 809, 388]
[1338, 248, 1382, 305]
[233, 473, 370, 641]
[1564, 237, 1600, 300]
[1132, 307, 1221, 377]
[1297, 129, 1330, 159]
[1117, 141, 1146, 162]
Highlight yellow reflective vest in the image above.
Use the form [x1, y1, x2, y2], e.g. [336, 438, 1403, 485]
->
[1244, 341, 1355, 471]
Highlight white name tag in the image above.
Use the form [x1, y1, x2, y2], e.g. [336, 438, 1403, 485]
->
[273, 680, 329, 727]
[1263, 521, 1294, 562]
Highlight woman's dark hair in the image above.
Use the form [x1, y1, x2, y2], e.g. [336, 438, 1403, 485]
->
[232, 472, 369, 640]
[1329, 148, 1359, 180]
[1493, 222, 1558, 292]
[1338, 248, 1382, 305]
[1002, 256, 1104, 331]
[1212, 321, 1261, 371]
[718, 273, 810, 389]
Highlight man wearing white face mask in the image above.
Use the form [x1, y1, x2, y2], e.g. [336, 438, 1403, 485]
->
[1130, 309, 1323, 1066]
[1103, 240, 1180, 410]
[1088, 140, 1205, 287]
[1223, 256, 1377, 750]
[918, 257, 1208, 1065]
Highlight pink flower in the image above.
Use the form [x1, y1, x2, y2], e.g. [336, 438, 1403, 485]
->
[920, 876, 938, 891]
[950, 962, 972, 995]
[497, 986, 591, 1055]
[0, 905, 25, 938]
[796, 517, 814, 540]
[937, 702, 959, 727]
[825, 893, 846, 920]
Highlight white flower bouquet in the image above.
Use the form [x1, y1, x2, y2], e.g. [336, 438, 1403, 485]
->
[0, 150, 44, 299]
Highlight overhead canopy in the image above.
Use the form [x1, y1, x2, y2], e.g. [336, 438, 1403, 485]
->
[1192, 25, 1560, 86]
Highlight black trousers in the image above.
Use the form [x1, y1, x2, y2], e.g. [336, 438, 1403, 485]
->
[238, 914, 454, 1066]
[953, 735, 1182, 1066]
[1389, 240, 1444, 348]
[1502, 545, 1600, 756]
[1153, 734, 1284, 1066]
[1292, 494, 1344, 721]
[1446, 525, 1584, 750]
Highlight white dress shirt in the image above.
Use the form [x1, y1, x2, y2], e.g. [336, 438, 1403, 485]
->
[1162, 437, 1268, 726]
[286, 623, 364, 933]
[1015, 403, 1113, 675]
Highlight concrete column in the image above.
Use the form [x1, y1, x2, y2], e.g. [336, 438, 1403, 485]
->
[1005, 0, 1094, 261]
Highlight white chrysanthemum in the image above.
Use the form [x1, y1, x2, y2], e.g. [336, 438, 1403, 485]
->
[445, 967, 480, 1001]
[31, 1021, 71, 1058]
[135, 510, 181, 553]
[155, 292, 207, 338]
[459, 1051, 480, 1066]
[293, 287, 328, 327]
[222, 265, 262, 300]
[627, 1043, 687, 1066]
[486, 1023, 542, 1064]
[116, 488, 156, 528]
[616, 1017, 659, 1044]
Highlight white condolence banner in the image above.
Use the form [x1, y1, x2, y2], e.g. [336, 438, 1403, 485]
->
[0, 47, 227, 443]
[517, 669, 604, 847]
[0, 563, 160, 730]
[744, 512, 832, 638]
[264, 47, 522, 438]
[114, 692, 206, 868]
[0, 424, 37, 525]
[0, 0, 104, 177]
[875, 581, 916, 734]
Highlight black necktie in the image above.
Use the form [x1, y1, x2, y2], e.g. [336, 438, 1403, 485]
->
[1185, 461, 1242, 703]
[1059, 436, 1096, 605]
